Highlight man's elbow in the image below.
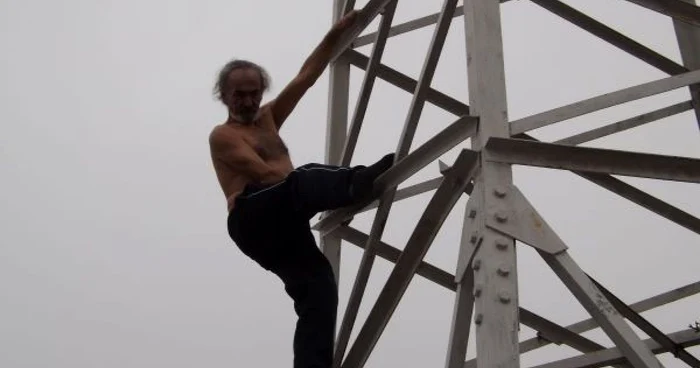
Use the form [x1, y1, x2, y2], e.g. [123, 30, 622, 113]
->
[295, 70, 318, 90]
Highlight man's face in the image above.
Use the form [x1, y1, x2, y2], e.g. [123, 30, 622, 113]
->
[225, 68, 263, 123]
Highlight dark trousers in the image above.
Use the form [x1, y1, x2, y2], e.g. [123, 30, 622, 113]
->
[227, 163, 359, 368]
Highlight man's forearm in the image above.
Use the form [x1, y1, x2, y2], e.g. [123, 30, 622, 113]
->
[299, 16, 352, 82]
[228, 154, 285, 184]
[243, 161, 285, 184]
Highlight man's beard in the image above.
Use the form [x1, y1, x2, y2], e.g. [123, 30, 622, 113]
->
[233, 108, 259, 123]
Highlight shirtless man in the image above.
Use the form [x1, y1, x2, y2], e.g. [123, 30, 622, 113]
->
[208, 10, 394, 368]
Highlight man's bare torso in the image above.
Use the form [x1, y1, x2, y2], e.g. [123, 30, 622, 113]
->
[210, 104, 294, 212]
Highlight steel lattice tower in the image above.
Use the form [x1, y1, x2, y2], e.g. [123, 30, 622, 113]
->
[318, 0, 700, 367]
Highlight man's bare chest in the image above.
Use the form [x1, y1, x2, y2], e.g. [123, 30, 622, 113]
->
[247, 128, 289, 160]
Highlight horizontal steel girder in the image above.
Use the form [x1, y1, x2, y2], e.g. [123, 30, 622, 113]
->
[554, 101, 693, 146]
[484, 137, 700, 183]
[510, 69, 700, 135]
[513, 133, 700, 236]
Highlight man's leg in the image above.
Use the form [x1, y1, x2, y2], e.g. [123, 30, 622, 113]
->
[274, 224, 339, 368]
[288, 153, 395, 216]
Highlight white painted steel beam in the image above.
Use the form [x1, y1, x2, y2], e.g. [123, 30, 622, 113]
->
[354, 5, 465, 48]
[554, 101, 693, 146]
[322, 0, 353, 284]
[332, 209, 386, 367]
[445, 264, 475, 368]
[510, 69, 700, 135]
[621, 0, 700, 27]
[464, 309, 631, 367]
[484, 137, 700, 183]
[334, 225, 457, 290]
[334, 3, 462, 365]
[329, 0, 400, 63]
[352, 0, 516, 48]
[463, 281, 700, 366]
[673, 0, 700, 129]
[341, 149, 479, 368]
[338, 225, 608, 367]
[340, 1, 398, 166]
[358, 177, 444, 214]
[394, 0, 460, 160]
[376, 118, 477, 192]
[336, 224, 609, 364]
[589, 277, 700, 366]
[529, 328, 700, 368]
[322, 0, 700, 366]
[445, 198, 480, 368]
[531, 0, 688, 75]
[515, 311, 632, 368]
[518, 309, 606, 352]
[341, 202, 694, 368]
[338, 225, 700, 368]
[514, 133, 700, 236]
[541, 251, 663, 368]
[516, 280, 700, 354]
[463, 0, 521, 366]
[578, 171, 700, 235]
[344, 50, 470, 116]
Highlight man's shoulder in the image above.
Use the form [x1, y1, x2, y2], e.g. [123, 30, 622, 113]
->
[209, 123, 241, 147]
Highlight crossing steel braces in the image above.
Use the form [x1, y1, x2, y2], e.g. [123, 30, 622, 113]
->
[319, 0, 700, 367]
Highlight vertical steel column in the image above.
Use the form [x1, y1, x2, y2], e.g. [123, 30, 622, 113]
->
[673, 0, 700, 130]
[462, 0, 520, 367]
[322, 0, 352, 282]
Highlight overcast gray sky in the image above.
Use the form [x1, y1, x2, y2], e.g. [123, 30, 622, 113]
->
[1, 0, 699, 367]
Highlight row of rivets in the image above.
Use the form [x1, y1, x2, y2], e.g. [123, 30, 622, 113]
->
[472, 187, 512, 329]
[494, 187, 511, 306]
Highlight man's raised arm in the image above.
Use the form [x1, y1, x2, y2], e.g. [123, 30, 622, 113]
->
[270, 10, 359, 129]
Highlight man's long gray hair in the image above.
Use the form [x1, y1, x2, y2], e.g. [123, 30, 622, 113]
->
[213, 59, 271, 102]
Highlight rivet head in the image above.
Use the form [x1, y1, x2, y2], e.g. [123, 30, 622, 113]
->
[470, 234, 478, 244]
[498, 291, 511, 304]
[496, 240, 509, 250]
[475, 314, 483, 325]
[494, 187, 507, 198]
[495, 212, 508, 223]
[472, 259, 481, 271]
[473, 285, 482, 297]
[468, 209, 477, 219]
[497, 265, 511, 277]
